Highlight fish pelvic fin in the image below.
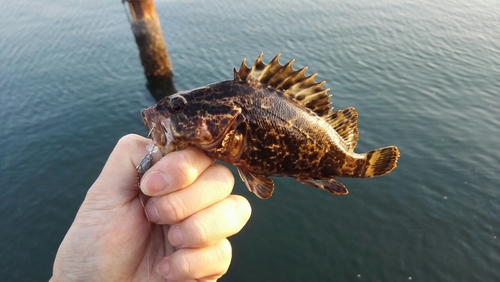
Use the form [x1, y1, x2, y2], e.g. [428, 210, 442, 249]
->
[234, 53, 333, 118]
[296, 178, 349, 195]
[237, 168, 274, 199]
[362, 146, 400, 177]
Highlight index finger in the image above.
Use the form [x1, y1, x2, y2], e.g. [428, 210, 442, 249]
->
[140, 146, 215, 196]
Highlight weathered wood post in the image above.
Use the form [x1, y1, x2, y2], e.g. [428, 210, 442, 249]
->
[124, 0, 176, 100]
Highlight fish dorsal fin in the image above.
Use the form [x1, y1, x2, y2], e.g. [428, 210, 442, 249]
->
[327, 107, 359, 151]
[234, 53, 333, 118]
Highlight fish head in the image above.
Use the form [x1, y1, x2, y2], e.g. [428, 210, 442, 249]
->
[141, 84, 242, 155]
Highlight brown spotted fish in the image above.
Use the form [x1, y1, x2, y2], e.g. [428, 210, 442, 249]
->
[141, 54, 400, 199]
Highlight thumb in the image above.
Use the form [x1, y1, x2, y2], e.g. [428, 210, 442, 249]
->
[87, 134, 152, 206]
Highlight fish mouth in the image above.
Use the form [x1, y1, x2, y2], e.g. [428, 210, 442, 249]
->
[141, 108, 154, 134]
[141, 107, 156, 135]
[141, 107, 174, 151]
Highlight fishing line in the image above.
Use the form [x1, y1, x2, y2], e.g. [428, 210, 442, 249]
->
[121, 0, 132, 25]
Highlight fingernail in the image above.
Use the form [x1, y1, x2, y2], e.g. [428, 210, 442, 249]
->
[169, 225, 184, 247]
[157, 260, 169, 277]
[142, 170, 169, 195]
[145, 201, 160, 223]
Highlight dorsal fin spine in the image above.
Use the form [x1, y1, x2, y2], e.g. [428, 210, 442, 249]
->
[277, 67, 308, 90]
[287, 73, 320, 99]
[258, 55, 282, 83]
[267, 59, 295, 86]
[235, 53, 334, 118]
[250, 53, 266, 82]
[235, 58, 249, 80]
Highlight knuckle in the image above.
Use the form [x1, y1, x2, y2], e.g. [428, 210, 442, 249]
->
[217, 239, 233, 259]
[116, 134, 142, 149]
[212, 164, 234, 185]
[190, 216, 210, 245]
[173, 153, 199, 185]
[213, 239, 232, 275]
[205, 165, 234, 193]
[232, 195, 252, 220]
[176, 253, 195, 278]
[162, 195, 187, 223]
[179, 256, 196, 277]
[170, 241, 232, 280]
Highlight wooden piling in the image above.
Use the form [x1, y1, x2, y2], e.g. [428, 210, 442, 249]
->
[124, 0, 176, 100]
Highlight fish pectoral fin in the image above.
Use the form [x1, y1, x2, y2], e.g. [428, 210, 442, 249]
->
[237, 168, 274, 199]
[295, 178, 349, 195]
[216, 116, 247, 158]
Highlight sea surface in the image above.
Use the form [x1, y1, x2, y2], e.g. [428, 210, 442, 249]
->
[1, 0, 499, 281]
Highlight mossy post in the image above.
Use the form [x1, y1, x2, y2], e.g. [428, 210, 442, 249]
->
[124, 0, 177, 100]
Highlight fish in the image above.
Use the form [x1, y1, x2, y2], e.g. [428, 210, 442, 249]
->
[141, 54, 400, 199]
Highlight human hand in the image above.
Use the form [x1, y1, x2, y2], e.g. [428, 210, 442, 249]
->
[51, 134, 251, 281]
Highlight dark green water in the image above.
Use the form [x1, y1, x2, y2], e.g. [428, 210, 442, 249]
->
[1, 0, 499, 281]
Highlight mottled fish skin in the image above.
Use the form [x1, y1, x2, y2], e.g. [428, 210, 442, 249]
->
[141, 54, 400, 199]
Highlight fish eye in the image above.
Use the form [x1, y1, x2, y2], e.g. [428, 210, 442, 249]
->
[168, 96, 185, 113]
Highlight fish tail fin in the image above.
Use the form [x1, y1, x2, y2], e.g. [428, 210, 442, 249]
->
[361, 146, 400, 177]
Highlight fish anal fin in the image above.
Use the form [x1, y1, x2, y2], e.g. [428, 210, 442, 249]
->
[327, 107, 359, 151]
[237, 168, 275, 199]
[296, 178, 349, 195]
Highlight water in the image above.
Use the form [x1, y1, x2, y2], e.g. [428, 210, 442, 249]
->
[1, 0, 499, 281]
